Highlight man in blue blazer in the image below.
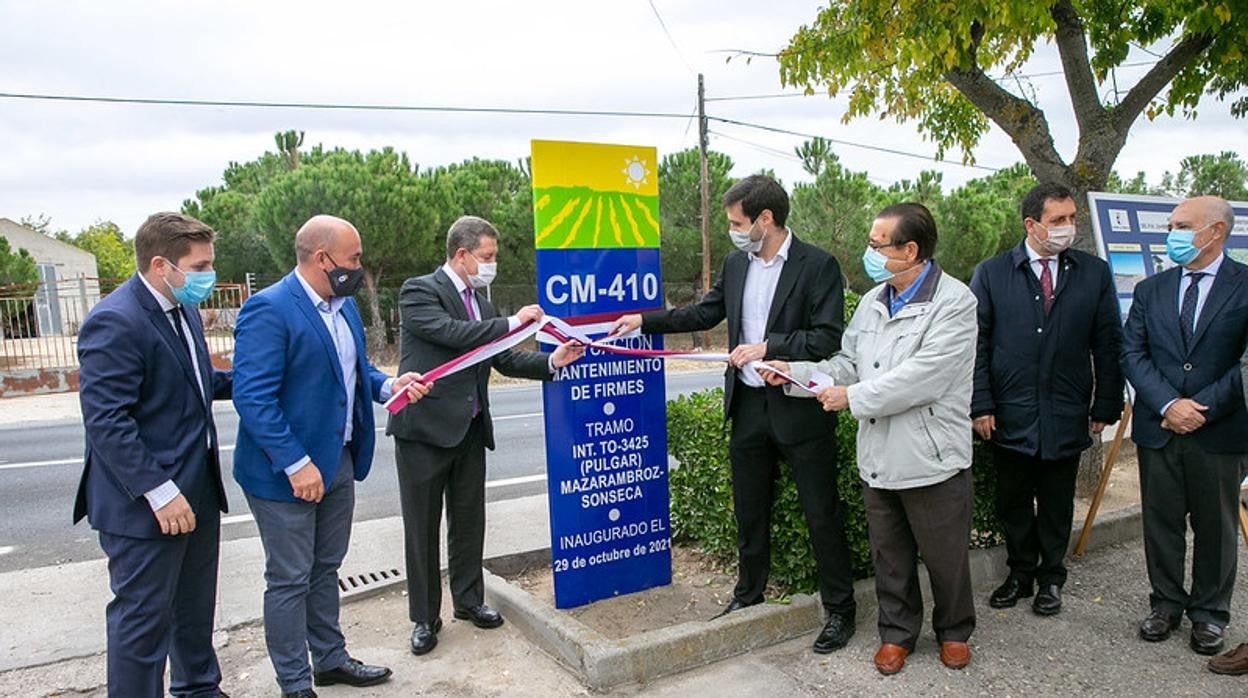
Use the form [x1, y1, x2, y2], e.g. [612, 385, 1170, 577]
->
[75, 212, 233, 697]
[232, 215, 428, 698]
[1122, 196, 1248, 656]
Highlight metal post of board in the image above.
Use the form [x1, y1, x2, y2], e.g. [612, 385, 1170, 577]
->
[1074, 400, 1132, 557]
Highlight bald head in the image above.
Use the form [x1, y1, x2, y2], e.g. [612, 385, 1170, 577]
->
[1169, 195, 1236, 270]
[295, 215, 359, 263]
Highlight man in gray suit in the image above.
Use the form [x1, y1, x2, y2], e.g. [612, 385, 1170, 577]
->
[387, 215, 584, 656]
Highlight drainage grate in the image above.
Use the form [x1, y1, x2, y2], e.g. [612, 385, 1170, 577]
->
[339, 567, 405, 600]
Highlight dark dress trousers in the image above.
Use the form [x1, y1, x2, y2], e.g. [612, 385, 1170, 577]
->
[970, 242, 1124, 587]
[640, 235, 856, 615]
[231, 271, 392, 694]
[75, 274, 232, 697]
[387, 268, 551, 623]
[1122, 258, 1248, 627]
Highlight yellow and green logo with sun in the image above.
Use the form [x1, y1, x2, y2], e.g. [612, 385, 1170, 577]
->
[531, 140, 660, 250]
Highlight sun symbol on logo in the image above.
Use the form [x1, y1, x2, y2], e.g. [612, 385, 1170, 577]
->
[622, 155, 650, 189]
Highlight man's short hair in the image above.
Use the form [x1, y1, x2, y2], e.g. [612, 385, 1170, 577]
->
[722, 174, 790, 227]
[445, 216, 499, 260]
[134, 212, 215, 272]
[878, 202, 938, 261]
[1020, 182, 1074, 224]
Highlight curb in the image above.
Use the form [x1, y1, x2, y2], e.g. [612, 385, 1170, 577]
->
[478, 504, 1144, 691]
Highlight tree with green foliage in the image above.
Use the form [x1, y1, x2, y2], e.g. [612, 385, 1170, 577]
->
[58, 221, 135, 281]
[0, 237, 38, 287]
[252, 147, 449, 328]
[183, 131, 327, 282]
[788, 142, 883, 291]
[778, 1, 1247, 254]
[430, 158, 537, 287]
[656, 147, 736, 289]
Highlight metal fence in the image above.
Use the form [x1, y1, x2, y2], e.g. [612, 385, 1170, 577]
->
[0, 278, 246, 371]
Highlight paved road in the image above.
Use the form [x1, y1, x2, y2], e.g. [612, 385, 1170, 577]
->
[0, 370, 722, 573]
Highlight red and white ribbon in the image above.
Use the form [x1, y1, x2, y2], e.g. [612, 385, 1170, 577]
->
[384, 312, 824, 414]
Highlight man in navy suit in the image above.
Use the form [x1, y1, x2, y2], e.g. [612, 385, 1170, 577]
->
[75, 212, 233, 697]
[232, 215, 428, 698]
[1122, 195, 1248, 656]
[971, 183, 1124, 616]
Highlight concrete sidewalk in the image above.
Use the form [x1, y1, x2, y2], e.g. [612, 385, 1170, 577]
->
[3, 523, 1245, 696]
[0, 494, 554, 673]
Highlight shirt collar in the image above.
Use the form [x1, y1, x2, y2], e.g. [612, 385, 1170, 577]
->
[748, 229, 793, 264]
[137, 272, 178, 313]
[442, 262, 471, 296]
[891, 261, 934, 304]
[1187, 253, 1224, 279]
[295, 267, 344, 313]
[1023, 239, 1058, 265]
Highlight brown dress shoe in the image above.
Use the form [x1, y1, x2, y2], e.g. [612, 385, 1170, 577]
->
[873, 643, 910, 675]
[940, 641, 971, 670]
[1208, 643, 1248, 675]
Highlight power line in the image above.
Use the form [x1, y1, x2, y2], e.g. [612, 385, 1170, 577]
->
[0, 91, 695, 120]
[707, 115, 1002, 172]
[648, 0, 695, 75]
[709, 129, 804, 163]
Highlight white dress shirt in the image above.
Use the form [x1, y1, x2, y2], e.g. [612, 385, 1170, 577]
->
[137, 273, 206, 512]
[738, 231, 792, 388]
[285, 269, 394, 476]
[1024, 239, 1060, 288]
[1160, 253, 1224, 418]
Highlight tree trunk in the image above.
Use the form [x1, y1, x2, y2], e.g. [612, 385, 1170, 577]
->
[362, 268, 383, 328]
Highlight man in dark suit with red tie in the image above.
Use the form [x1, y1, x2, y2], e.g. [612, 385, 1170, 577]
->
[1122, 196, 1248, 656]
[970, 183, 1124, 617]
[75, 212, 233, 697]
[387, 215, 584, 656]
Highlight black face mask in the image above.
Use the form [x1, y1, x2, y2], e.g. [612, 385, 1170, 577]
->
[322, 253, 365, 297]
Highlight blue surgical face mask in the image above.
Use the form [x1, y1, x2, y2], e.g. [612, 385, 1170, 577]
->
[1165, 222, 1215, 266]
[164, 261, 217, 305]
[862, 246, 895, 283]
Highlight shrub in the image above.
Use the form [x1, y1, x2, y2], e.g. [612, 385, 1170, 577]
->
[666, 289, 1004, 595]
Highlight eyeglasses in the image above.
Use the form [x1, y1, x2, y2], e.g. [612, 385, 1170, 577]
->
[867, 241, 903, 251]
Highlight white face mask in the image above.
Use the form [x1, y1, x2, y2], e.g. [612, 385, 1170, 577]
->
[729, 229, 763, 253]
[467, 258, 497, 289]
[1034, 223, 1076, 254]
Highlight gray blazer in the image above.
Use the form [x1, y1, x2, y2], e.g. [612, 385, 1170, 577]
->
[386, 267, 550, 449]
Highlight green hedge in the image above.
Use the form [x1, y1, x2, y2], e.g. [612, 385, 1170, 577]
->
[666, 388, 1004, 595]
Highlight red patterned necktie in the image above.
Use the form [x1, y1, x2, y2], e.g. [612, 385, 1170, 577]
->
[1040, 259, 1053, 314]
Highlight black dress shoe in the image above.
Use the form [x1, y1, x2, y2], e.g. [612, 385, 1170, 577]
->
[312, 657, 392, 688]
[410, 618, 443, 656]
[1139, 609, 1181, 642]
[454, 604, 504, 629]
[711, 597, 761, 620]
[1191, 621, 1225, 655]
[1032, 584, 1062, 616]
[988, 576, 1033, 609]
[812, 611, 855, 653]
[281, 690, 316, 698]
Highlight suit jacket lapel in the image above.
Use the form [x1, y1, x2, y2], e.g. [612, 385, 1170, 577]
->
[434, 268, 471, 320]
[726, 253, 747, 346]
[285, 272, 346, 394]
[130, 277, 202, 395]
[181, 306, 212, 410]
[1190, 261, 1244, 352]
[1156, 268, 1185, 353]
[765, 237, 803, 332]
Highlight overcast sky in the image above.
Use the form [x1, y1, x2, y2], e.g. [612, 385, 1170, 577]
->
[1, 0, 1244, 237]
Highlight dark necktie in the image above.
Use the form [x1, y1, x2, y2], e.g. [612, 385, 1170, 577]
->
[460, 288, 481, 416]
[168, 307, 192, 360]
[1180, 272, 1206, 349]
[1039, 259, 1054, 314]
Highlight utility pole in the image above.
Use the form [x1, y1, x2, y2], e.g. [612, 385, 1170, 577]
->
[697, 73, 711, 349]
